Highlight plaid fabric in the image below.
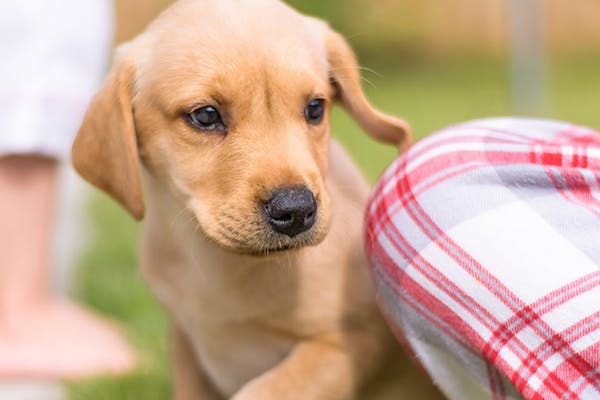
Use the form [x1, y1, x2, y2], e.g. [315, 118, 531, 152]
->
[365, 118, 600, 400]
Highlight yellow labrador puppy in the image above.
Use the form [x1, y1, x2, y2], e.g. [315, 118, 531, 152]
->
[73, 0, 445, 399]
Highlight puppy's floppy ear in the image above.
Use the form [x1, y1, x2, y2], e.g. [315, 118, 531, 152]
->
[72, 58, 145, 220]
[325, 29, 412, 148]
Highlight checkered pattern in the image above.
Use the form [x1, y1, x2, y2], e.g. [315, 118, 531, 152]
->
[366, 118, 600, 400]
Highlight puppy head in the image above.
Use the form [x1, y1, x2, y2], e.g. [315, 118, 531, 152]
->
[72, 0, 410, 256]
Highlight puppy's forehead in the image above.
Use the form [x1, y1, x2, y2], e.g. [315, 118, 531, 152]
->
[135, 0, 329, 90]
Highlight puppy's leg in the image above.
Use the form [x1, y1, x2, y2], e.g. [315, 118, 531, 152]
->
[231, 335, 377, 400]
[170, 325, 222, 400]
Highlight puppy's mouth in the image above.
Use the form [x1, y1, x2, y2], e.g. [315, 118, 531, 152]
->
[214, 221, 324, 257]
[244, 243, 303, 258]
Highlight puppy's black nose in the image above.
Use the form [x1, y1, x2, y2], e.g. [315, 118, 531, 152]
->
[264, 187, 317, 238]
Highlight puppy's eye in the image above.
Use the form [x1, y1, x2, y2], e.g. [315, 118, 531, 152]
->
[186, 106, 226, 131]
[305, 99, 326, 125]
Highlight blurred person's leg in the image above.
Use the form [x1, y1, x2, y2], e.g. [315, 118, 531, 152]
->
[0, 155, 134, 378]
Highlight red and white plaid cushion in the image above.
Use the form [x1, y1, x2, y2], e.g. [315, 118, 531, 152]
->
[365, 118, 600, 400]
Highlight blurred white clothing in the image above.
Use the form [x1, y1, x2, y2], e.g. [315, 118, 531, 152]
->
[0, 1, 114, 159]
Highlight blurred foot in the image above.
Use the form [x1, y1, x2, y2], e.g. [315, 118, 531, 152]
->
[0, 300, 135, 379]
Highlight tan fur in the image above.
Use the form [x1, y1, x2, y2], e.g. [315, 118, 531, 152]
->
[72, 0, 445, 399]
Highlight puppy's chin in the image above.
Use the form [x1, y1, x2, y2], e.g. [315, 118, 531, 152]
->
[215, 229, 328, 258]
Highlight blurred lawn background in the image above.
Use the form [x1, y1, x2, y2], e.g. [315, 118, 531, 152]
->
[69, 1, 600, 399]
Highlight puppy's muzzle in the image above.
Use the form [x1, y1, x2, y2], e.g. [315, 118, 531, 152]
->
[264, 187, 317, 238]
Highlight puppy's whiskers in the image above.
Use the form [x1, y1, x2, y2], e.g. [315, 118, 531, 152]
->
[360, 76, 376, 89]
[358, 66, 382, 77]
[329, 65, 379, 88]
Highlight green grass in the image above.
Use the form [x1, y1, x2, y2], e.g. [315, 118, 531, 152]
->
[69, 198, 169, 400]
[68, 55, 600, 399]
